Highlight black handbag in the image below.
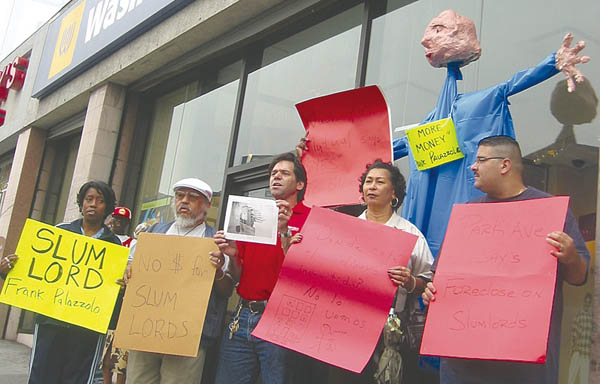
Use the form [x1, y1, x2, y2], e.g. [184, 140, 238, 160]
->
[397, 299, 427, 351]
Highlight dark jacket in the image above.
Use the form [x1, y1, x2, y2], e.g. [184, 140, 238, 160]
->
[146, 221, 227, 346]
[37, 219, 122, 331]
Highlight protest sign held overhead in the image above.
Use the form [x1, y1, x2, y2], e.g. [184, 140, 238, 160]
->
[114, 233, 217, 357]
[0, 219, 129, 333]
[420, 196, 570, 362]
[252, 207, 417, 372]
[296, 86, 392, 207]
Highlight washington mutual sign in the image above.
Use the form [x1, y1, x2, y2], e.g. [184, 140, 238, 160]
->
[32, 0, 193, 98]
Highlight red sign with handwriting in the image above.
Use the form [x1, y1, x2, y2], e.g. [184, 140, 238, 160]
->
[420, 196, 570, 362]
[296, 86, 392, 207]
[252, 207, 417, 372]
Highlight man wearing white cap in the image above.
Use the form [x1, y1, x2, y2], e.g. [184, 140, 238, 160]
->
[125, 178, 234, 384]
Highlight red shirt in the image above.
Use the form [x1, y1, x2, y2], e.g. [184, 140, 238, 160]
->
[237, 201, 311, 300]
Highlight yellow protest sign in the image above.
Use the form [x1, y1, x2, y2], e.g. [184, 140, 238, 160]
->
[0, 219, 129, 333]
[406, 117, 464, 170]
[114, 233, 217, 357]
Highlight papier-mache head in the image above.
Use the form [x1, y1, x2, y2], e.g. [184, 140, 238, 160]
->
[421, 9, 481, 68]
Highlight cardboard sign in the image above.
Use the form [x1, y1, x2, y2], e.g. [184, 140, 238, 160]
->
[0, 219, 128, 333]
[114, 233, 217, 357]
[406, 117, 463, 170]
[252, 207, 417, 372]
[420, 197, 570, 362]
[296, 86, 392, 207]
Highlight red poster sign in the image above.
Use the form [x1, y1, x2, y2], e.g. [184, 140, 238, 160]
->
[296, 86, 392, 207]
[420, 196, 570, 362]
[252, 207, 417, 372]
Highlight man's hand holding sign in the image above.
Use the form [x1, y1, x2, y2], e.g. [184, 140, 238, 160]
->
[420, 197, 570, 362]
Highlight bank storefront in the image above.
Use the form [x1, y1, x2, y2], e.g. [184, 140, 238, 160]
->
[3, 0, 599, 382]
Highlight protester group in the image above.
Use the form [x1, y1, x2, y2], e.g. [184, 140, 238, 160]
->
[0, 8, 593, 384]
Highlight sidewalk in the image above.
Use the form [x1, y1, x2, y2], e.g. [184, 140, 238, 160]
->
[0, 340, 30, 384]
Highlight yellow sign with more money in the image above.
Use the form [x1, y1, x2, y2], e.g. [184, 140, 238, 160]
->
[406, 117, 464, 171]
[0, 219, 129, 333]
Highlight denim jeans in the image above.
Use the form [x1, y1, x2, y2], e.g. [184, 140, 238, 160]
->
[215, 307, 289, 384]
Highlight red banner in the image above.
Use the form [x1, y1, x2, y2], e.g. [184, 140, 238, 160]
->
[252, 207, 417, 372]
[296, 86, 392, 207]
[420, 196, 570, 362]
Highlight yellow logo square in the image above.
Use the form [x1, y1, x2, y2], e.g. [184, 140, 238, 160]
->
[49, 0, 86, 79]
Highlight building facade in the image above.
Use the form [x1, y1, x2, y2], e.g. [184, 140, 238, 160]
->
[0, 0, 597, 382]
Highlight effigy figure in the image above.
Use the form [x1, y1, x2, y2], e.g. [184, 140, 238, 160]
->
[394, 9, 590, 258]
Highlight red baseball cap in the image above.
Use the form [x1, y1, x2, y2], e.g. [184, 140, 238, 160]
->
[113, 206, 132, 220]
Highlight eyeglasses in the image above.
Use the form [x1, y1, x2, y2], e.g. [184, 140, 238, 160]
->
[474, 156, 505, 164]
[174, 190, 203, 201]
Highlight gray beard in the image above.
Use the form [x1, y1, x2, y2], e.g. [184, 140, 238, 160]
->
[172, 202, 205, 228]
[175, 215, 202, 228]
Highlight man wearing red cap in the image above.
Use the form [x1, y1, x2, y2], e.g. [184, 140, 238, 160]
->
[108, 206, 135, 248]
[100, 206, 134, 384]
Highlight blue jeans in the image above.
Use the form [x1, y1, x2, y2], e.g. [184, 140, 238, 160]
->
[215, 307, 289, 384]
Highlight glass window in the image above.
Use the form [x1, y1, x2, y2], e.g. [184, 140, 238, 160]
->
[135, 62, 241, 228]
[41, 134, 81, 225]
[0, 155, 12, 215]
[234, 5, 364, 165]
[134, 83, 197, 225]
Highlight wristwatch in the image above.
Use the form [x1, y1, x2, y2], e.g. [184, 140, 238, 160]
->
[280, 228, 293, 238]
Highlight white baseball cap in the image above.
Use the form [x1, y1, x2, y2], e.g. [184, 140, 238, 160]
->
[172, 178, 213, 201]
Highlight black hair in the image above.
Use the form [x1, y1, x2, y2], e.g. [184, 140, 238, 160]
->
[268, 152, 307, 201]
[478, 135, 523, 173]
[478, 135, 522, 157]
[359, 159, 406, 211]
[77, 181, 116, 220]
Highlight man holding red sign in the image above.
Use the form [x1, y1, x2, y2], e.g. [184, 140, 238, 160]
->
[213, 152, 311, 384]
[422, 136, 590, 384]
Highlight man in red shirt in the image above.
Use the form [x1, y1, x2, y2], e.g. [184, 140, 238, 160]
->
[214, 152, 309, 384]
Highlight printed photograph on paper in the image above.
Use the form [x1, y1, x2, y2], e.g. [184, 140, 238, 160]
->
[224, 195, 278, 245]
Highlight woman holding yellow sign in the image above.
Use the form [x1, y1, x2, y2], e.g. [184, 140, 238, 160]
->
[28, 181, 122, 384]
